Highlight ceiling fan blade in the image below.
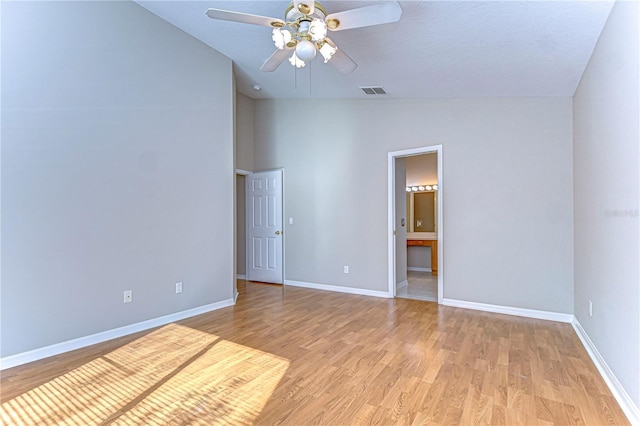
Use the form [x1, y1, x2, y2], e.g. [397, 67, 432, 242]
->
[260, 48, 293, 72]
[205, 8, 284, 28]
[293, 0, 315, 16]
[324, 38, 357, 74]
[325, 2, 402, 32]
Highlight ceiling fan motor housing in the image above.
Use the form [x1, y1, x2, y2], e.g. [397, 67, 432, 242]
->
[285, 1, 327, 27]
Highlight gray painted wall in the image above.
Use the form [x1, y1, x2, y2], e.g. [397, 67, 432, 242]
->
[235, 93, 254, 278]
[236, 93, 255, 172]
[1, 1, 235, 357]
[253, 98, 574, 313]
[408, 247, 432, 270]
[573, 0, 639, 408]
[406, 153, 438, 186]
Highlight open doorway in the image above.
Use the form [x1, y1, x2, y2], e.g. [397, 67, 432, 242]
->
[236, 169, 285, 289]
[236, 172, 248, 281]
[401, 154, 438, 301]
[235, 170, 251, 302]
[387, 146, 443, 304]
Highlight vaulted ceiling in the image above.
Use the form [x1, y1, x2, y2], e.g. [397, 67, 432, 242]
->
[136, 1, 614, 99]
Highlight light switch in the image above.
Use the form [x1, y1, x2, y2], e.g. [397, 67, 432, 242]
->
[289, 217, 294, 225]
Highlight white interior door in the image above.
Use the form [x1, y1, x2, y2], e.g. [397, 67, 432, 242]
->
[246, 170, 283, 284]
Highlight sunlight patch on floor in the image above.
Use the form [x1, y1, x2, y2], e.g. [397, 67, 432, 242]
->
[1, 324, 290, 425]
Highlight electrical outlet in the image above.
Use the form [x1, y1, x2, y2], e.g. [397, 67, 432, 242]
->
[344, 266, 349, 274]
[589, 300, 593, 317]
[124, 290, 132, 304]
[176, 282, 183, 294]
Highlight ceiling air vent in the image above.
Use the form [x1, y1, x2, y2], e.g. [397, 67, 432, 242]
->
[360, 86, 387, 95]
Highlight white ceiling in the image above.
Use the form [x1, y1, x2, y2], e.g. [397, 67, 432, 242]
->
[135, 1, 614, 99]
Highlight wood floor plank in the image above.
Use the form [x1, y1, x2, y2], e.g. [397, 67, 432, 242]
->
[0, 280, 631, 425]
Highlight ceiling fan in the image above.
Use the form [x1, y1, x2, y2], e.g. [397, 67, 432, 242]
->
[205, 1, 402, 74]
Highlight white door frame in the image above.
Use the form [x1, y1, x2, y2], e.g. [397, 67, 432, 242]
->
[245, 168, 285, 284]
[387, 145, 443, 303]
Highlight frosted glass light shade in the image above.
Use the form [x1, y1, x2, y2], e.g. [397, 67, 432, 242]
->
[319, 42, 337, 62]
[272, 28, 291, 49]
[296, 39, 317, 61]
[289, 52, 306, 68]
[308, 19, 327, 41]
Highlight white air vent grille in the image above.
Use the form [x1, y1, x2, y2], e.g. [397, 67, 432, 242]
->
[360, 86, 387, 95]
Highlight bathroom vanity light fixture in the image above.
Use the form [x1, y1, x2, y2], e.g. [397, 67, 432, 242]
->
[406, 184, 438, 192]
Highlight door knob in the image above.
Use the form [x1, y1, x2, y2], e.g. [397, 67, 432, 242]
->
[275, 230, 281, 235]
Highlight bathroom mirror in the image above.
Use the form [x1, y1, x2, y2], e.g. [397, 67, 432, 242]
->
[407, 191, 437, 233]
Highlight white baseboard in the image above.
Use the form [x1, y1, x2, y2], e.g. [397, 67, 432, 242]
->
[571, 318, 640, 425]
[442, 298, 573, 323]
[0, 298, 235, 371]
[236, 274, 247, 280]
[407, 267, 431, 273]
[396, 280, 408, 290]
[285, 280, 392, 299]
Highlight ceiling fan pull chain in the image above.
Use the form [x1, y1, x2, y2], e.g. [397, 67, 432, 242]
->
[309, 59, 312, 95]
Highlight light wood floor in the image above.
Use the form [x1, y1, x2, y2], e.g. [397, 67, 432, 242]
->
[1, 280, 629, 425]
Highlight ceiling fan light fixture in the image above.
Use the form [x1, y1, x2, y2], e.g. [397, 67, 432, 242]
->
[295, 39, 317, 61]
[206, 0, 403, 74]
[318, 41, 337, 63]
[272, 28, 292, 49]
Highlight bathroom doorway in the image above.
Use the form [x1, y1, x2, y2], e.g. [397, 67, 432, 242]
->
[387, 146, 443, 303]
